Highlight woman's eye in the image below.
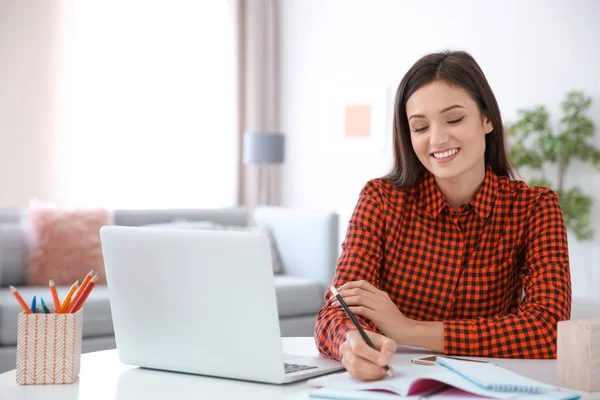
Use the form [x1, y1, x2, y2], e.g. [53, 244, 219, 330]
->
[412, 126, 428, 133]
[447, 117, 464, 124]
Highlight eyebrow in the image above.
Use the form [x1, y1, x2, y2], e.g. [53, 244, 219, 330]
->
[408, 104, 466, 121]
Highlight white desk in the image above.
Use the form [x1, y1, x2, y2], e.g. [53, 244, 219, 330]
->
[0, 337, 596, 399]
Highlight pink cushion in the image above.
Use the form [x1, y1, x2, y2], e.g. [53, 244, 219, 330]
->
[25, 205, 113, 286]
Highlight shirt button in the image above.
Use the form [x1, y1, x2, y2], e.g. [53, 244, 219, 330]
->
[464, 204, 472, 210]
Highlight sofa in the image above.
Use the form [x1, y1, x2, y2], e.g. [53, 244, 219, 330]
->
[0, 206, 339, 373]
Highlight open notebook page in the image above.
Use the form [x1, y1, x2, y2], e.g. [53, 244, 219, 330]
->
[309, 387, 581, 400]
[308, 365, 521, 399]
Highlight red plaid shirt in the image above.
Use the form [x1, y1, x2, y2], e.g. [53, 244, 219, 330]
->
[315, 165, 571, 359]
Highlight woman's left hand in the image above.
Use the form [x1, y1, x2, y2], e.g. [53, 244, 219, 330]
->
[332, 280, 414, 339]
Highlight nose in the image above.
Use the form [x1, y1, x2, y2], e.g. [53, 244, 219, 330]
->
[430, 124, 449, 147]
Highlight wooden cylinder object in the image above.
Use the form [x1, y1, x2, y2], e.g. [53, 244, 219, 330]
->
[557, 318, 600, 392]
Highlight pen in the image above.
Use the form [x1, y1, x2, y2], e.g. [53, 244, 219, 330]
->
[30, 295, 37, 314]
[330, 285, 392, 376]
[9, 286, 32, 314]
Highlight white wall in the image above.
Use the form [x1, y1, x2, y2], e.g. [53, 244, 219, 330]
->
[279, 0, 600, 299]
[0, 1, 62, 207]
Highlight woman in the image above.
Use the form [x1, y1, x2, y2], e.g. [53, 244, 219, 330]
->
[314, 50, 571, 381]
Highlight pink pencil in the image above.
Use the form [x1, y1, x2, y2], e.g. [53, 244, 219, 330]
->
[68, 273, 99, 313]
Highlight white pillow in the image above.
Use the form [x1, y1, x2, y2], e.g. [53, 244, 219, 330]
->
[144, 221, 284, 274]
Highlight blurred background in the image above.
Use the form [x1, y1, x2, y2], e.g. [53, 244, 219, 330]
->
[1, 0, 599, 300]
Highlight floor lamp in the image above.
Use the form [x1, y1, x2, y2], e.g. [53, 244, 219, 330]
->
[243, 132, 285, 205]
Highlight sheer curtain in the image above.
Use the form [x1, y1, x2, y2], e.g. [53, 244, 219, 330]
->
[56, 0, 239, 209]
[238, 0, 282, 209]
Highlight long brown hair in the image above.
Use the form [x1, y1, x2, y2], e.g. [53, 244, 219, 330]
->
[384, 50, 516, 187]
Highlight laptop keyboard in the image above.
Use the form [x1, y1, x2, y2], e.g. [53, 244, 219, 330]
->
[284, 362, 318, 374]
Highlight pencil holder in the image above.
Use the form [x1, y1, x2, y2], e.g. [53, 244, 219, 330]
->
[15, 309, 83, 385]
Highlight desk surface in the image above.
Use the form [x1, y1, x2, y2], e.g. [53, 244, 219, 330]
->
[0, 337, 596, 400]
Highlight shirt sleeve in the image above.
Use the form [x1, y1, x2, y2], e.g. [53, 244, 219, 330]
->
[314, 181, 386, 360]
[443, 190, 572, 358]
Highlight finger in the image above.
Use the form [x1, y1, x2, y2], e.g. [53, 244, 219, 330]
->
[341, 346, 388, 381]
[367, 332, 396, 365]
[347, 331, 386, 366]
[353, 360, 389, 381]
[340, 280, 379, 294]
[338, 287, 369, 298]
[349, 306, 372, 319]
[329, 288, 373, 304]
[339, 292, 377, 309]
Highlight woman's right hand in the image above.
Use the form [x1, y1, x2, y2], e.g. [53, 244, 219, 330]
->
[339, 330, 396, 381]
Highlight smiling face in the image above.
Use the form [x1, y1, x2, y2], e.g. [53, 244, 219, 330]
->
[406, 80, 493, 182]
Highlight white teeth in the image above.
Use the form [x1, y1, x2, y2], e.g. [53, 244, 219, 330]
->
[433, 148, 458, 159]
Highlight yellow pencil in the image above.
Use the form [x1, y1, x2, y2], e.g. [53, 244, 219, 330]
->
[49, 279, 63, 314]
[60, 280, 79, 312]
[70, 269, 94, 311]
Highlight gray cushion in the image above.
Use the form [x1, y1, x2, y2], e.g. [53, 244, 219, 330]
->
[0, 279, 321, 345]
[147, 220, 220, 230]
[0, 209, 23, 224]
[0, 278, 323, 346]
[114, 208, 248, 227]
[0, 285, 113, 346]
[273, 275, 324, 317]
[0, 224, 28, 287]
[145, 220, 285, 274]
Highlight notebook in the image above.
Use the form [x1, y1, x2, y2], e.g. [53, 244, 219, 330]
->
[309, 386, 582, 400]
[307, 361, 581, 400]
[434, 357, 556, 394]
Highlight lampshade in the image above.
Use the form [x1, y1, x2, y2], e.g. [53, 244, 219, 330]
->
[243, 132, 285, 164]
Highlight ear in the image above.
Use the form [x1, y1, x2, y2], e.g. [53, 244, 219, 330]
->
[483, 114, 494, 135]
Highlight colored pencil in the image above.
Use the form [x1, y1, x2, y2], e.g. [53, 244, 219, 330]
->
[70, 269, 94, 310]
[49, 279, 63, 314]
[40, 297, 50, 314]
[9, 286, 32, 314]
[68, 273, 99, 313]
[30, 296, 37, 314]
[60, 280, 79, 312]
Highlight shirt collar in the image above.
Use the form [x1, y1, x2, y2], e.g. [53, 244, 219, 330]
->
[418, 164, 498, 221]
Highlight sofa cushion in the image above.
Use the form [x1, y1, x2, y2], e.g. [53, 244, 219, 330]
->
[114, 208, 248, 227]
[0, 209, 23, 224]
[145, 220, 285, 274]
[0, 224, 28, 287]
[0, 285, 113, 346]
[0, 278, 322, 345]
[25, 207, 113, 286]
[273, 275, 324, 318]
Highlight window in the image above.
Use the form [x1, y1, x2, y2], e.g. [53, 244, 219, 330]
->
[56, 0, 239, 208]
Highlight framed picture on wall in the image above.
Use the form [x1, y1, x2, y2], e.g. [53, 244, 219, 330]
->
[327, 80, 396, 156]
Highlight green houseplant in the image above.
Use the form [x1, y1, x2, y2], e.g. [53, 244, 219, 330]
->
[507, 91, 600, 240]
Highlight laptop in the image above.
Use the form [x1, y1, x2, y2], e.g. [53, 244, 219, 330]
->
[99, 225, 343, 384]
